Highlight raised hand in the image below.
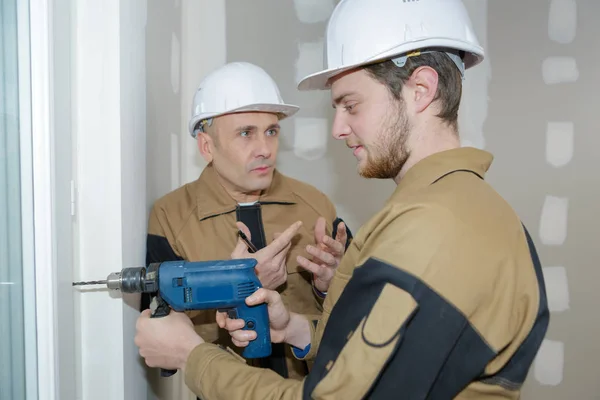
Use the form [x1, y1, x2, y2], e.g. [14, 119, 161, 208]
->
[296, 217, 347, 293]
[231, 220, 302, 290]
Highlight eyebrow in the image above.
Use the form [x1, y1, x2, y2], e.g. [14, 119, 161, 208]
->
[332, 92, 356, 107]
[235, 125, 257, 132]
[234, 123, 281, 132]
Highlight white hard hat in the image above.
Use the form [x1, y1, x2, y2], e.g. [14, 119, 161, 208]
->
[188, 62, 299, 137]
[297, 0, 485, 91]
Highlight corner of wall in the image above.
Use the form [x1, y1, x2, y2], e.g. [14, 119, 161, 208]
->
[179, 0, 226, 185]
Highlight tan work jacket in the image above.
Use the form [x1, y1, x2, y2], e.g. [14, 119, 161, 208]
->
[182, 147, 550, 400]
[144, 164, 351, 399]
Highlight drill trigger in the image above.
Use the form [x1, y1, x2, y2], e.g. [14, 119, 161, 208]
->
[217, 308, 239, 320]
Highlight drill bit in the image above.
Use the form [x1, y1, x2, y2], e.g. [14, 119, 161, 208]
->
[72, 280, 107, 286]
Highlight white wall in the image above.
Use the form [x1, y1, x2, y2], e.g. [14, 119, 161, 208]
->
[179, 0, 226, 183]
[51, 0, 77, 398]
[72, 1, 148, 399]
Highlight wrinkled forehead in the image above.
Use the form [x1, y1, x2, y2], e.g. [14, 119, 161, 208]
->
[213, 111, 281, 132]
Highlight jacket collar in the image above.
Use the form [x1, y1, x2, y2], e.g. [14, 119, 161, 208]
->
[392, 147, 494, 198]
[195, 164, 297, 220]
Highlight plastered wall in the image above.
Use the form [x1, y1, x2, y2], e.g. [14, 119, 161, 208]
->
[482, 1, 600, 398]
[145, 1, 600, 398]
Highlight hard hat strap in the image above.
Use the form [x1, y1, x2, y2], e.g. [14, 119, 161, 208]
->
[391, 49, 465, 80]
[191, 118, 214, 138]
[197, 118, 214, 133]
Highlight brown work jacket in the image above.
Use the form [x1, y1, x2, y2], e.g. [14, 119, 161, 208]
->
[143, 164, 351, 399]
[182, 147, 550, 400]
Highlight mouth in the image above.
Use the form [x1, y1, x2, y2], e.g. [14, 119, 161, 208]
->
[349, 145, 363, 157]
[251, 165, 271, 174]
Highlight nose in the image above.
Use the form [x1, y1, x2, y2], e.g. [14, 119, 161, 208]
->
[331, 109, 351, 140]
[253, 134, 272, 159]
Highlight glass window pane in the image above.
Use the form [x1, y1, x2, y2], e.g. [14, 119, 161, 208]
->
[1, 0, 31, 398]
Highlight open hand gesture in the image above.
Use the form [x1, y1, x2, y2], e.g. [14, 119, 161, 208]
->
[297, 217, 347, 293]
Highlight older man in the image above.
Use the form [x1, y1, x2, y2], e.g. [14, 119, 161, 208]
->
[142, 61, 351, 399]
[135, 0, 549, 399]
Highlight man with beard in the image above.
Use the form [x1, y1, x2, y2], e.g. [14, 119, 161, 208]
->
[142, 61, 351, 400]
[134, 1, 549, 399]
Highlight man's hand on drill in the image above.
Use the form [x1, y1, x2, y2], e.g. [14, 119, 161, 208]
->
[216, 288, 311, 351]
[231, 220, 302, 290]
[135, 309, 203, 371]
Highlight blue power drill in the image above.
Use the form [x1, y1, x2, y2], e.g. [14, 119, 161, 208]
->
[73, 258, 271, 376]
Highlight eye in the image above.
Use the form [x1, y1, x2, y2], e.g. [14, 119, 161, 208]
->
[239, 131, 250, 137]
[266, 129, 278, 136]
[344, 103, 356, 113]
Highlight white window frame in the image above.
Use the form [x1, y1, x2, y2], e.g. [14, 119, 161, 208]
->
[23, 0, 59, 399]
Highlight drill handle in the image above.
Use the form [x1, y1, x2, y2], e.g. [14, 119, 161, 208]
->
[150, 295, 171, 318]
[236, 301, 272, 359]
[149, 296, 178, 377]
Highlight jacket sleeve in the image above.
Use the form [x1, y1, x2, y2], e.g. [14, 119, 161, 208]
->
[179, 258, 419, 400]
[184, 344, 304, 400]
[141, 204, 184, 311]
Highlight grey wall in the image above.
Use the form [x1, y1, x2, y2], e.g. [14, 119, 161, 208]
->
[146, 0, 182, 208]
[484, 1, 600, 398]
[224, 0, 394, 232]
[145, 1, 183, 399]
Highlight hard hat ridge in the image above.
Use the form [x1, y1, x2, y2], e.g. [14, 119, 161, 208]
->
[297, 0, 485, 91]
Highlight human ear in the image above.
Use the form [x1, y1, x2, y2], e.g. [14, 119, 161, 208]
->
[409, 66, 439, 114]
[197, 131, 214, 163]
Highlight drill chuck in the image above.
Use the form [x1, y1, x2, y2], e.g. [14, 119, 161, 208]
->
[107, 267, 143, 292]
[74, 264, 159, 293]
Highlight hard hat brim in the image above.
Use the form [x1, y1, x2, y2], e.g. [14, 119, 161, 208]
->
[297, 40, 485, 91]
[188, 103, 299, 136]
[297, 64, 358, 92]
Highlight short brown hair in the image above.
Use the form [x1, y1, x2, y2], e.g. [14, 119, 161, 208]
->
[364, 51, 463, 132]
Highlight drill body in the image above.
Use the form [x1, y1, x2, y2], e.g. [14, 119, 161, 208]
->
[115, 258, 271, 359]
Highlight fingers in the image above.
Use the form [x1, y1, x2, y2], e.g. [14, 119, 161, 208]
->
[313, 217, 326, 244]
[335, 221, 347, 246]
[216, 310, 227, 328]
[236, 221, 251, 239]
[232, 333, 256, 348]
[231, 222, 252, 259]
[217, 313, 257, 348]
[246, 287, 281, 307]
[296, 254, 324, 276]
[257, 221, 302, 260]
[136, 309, 152, 330]
[271, 239, 292, 266]
[215, 310, 251, 347]
[224, 317, 246, 332]
[215, 310, 246, 332]
[231, 236, 250, 259]
[322, 235, 345, 256]
[306, 244, 336, 265]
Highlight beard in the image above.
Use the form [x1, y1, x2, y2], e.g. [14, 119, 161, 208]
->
[359, 100, 411, 179]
